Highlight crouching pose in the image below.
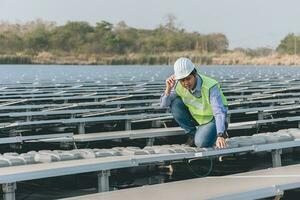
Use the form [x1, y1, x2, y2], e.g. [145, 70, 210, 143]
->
[160, 57, 228, 148]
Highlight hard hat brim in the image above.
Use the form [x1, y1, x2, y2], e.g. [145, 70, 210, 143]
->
[175, 73, 190, 80]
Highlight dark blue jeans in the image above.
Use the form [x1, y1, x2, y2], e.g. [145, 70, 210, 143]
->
[170, 97, 217, 147]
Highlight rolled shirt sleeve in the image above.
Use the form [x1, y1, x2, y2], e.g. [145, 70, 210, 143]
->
[209, 85, 228, 134]
[160, 89, 177, 108]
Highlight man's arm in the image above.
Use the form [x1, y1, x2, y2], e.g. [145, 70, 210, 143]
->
[160, 75, 177, 108]
[210, 85, 228, 148]
[160, 90, 177, 108]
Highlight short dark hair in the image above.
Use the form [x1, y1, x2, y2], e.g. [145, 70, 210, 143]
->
[190, 68, 197, 76]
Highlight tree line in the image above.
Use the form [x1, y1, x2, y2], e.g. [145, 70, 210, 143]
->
[0, 18, 299, 65]
[0, 19, 228, 56]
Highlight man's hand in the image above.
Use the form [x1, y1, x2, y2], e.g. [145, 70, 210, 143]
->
[216, 136, 227, 148]
[165, 75, 176, 96]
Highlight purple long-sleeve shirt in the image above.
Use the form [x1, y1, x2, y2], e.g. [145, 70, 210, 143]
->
[160, 75, 228, 134]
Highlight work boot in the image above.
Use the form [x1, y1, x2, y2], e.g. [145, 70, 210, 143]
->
[185, 135, 195, 147]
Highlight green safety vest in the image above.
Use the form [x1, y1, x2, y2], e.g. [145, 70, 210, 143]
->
[175, 74, 228, 125]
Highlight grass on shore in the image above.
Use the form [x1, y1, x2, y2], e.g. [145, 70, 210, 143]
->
[1, 51, 300, 66]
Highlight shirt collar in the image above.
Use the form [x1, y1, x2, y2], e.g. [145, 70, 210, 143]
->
[190, 75, 202, 94]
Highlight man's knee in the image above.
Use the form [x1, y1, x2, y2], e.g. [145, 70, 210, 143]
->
[194, 119, 217, 148]
[170, 97, 185, 111]
[170, 97, 198, 134]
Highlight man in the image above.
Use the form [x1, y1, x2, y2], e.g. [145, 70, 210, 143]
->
[160, 57, 228, 148]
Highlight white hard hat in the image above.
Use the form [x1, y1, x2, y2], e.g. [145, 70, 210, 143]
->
[174, 57, 195, 80]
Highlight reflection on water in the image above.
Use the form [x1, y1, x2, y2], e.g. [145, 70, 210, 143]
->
[0, 64, 300, 84]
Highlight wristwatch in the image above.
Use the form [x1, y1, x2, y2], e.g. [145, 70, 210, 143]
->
[217, 132, 228, 139]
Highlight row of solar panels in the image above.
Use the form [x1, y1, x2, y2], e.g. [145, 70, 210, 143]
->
[0, 128, 299, 167]
[0, 98, 298, 140]
[0, 103, 298, 122]
[0, 100, 299, 136]
[62, 163, 300, 200]
[0, 82, 299, 99]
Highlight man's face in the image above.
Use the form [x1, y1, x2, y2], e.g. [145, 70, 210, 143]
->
[179, 74, 196, 90]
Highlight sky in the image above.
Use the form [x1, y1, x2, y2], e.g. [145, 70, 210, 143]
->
[0, 0, 300, 49]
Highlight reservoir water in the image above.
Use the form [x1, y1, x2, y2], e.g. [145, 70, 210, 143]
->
[0, 64, 299, 84]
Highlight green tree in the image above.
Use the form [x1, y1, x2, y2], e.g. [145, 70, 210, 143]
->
[50, 21, 94, 53]
[206, 34, 228, 53]
[115, 21, 140, 53]
[276, 33, 300, 55]
[24, 26, 50, 52]
[0, 31, 24, 54]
